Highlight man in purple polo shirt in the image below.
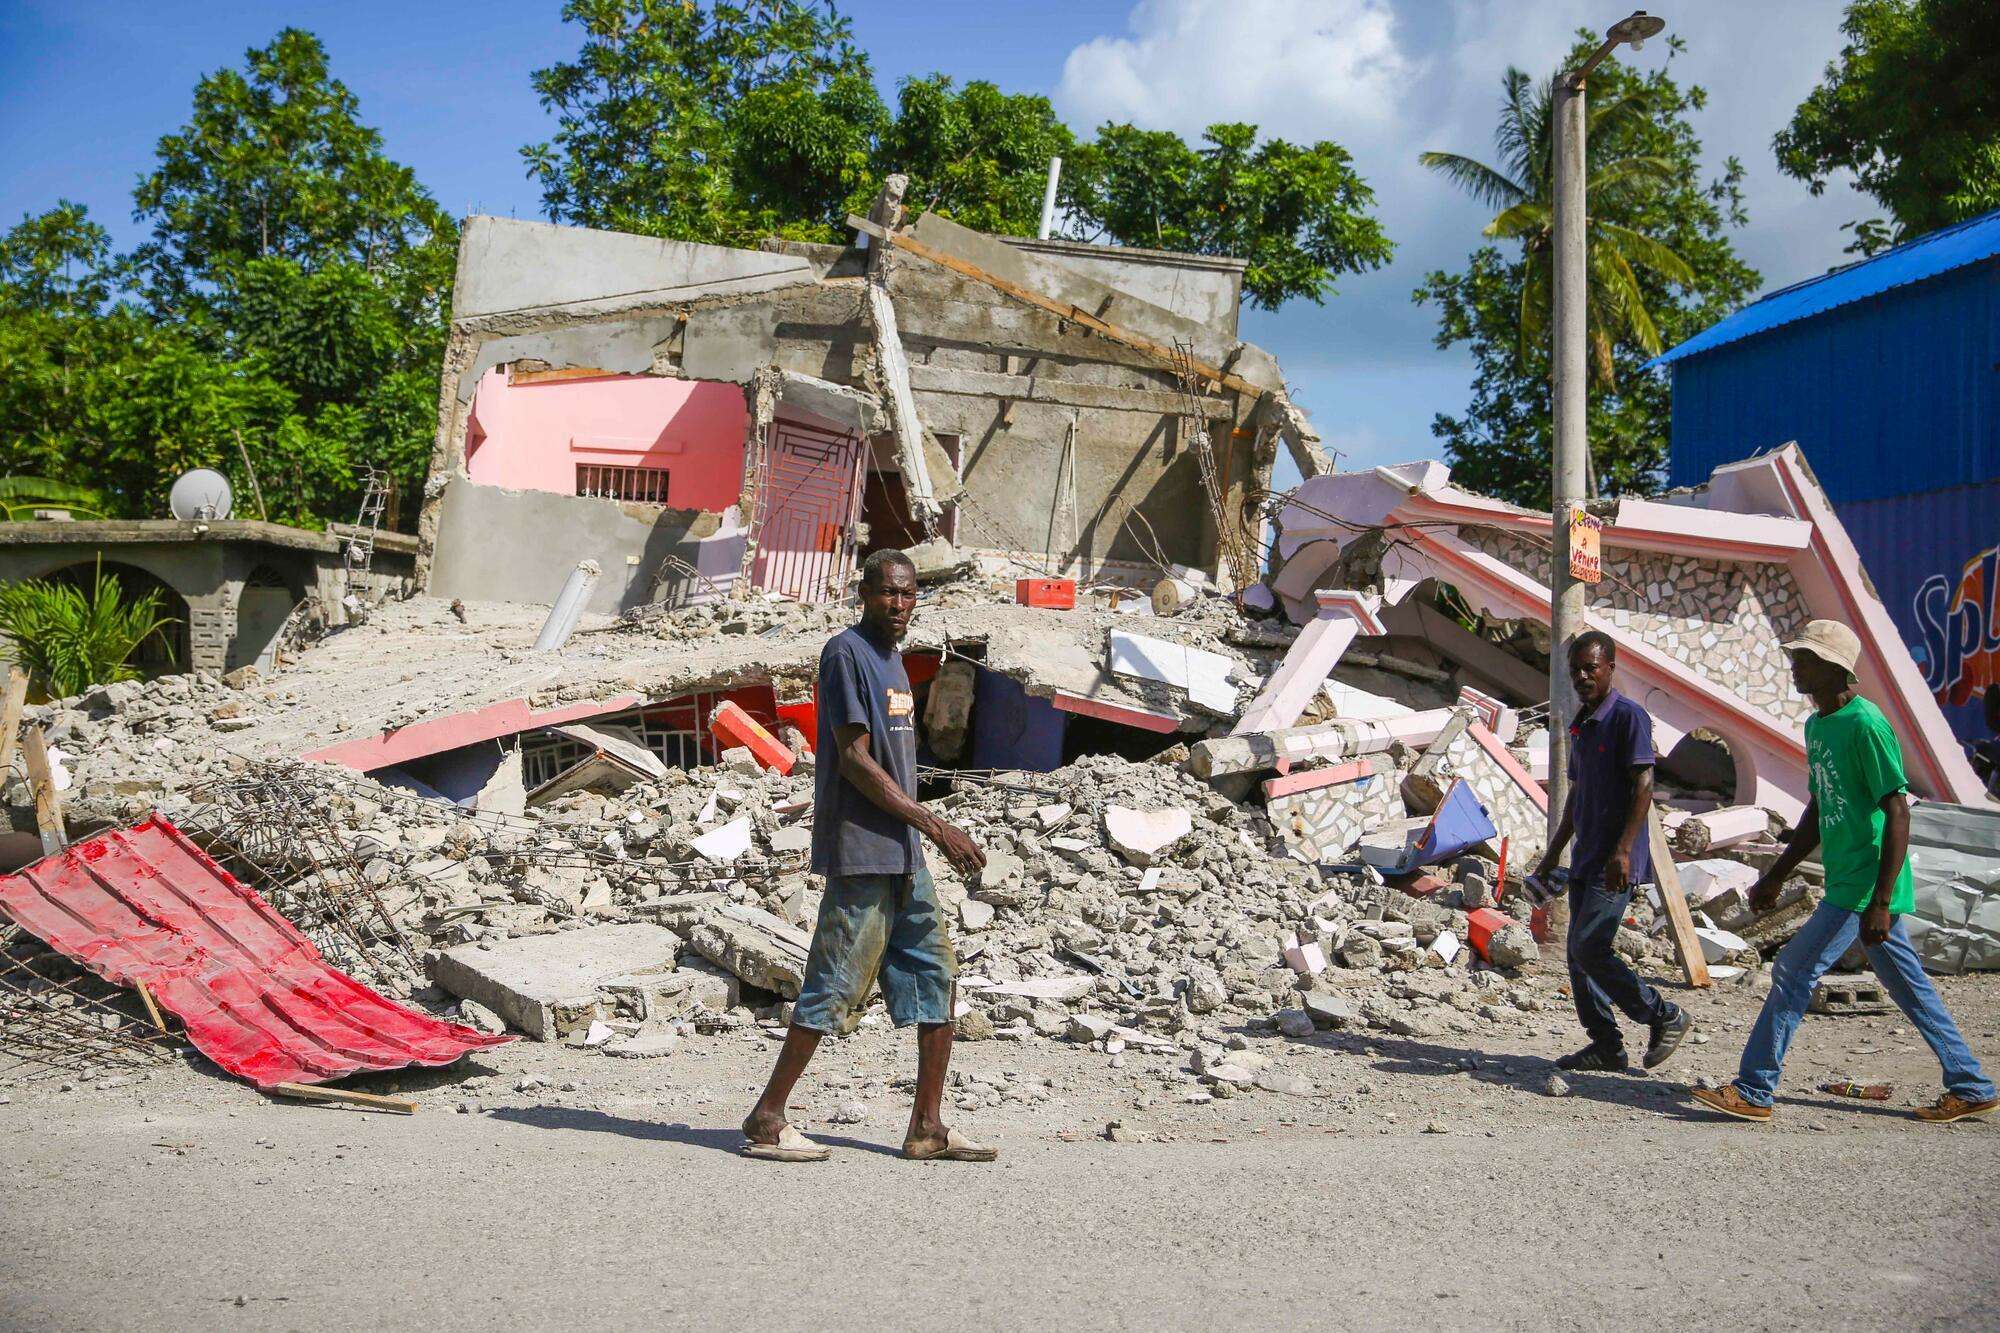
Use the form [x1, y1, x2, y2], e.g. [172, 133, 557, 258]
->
[1530, 630, 1692, 1073]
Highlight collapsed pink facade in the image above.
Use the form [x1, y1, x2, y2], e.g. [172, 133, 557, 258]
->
[463, 368, 749, 512]
[1269, 443, 1987, 819]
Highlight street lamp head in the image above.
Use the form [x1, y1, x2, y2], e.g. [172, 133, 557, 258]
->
[1607, 11, 1667, 50]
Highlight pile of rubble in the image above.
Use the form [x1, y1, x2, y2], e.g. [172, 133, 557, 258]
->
[0, 559, 1850, 1101]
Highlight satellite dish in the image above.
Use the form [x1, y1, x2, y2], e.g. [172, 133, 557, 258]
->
[169, 469, 233, 522]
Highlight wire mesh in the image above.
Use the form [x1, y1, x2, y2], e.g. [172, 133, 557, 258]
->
[0, 916, 179, 1076]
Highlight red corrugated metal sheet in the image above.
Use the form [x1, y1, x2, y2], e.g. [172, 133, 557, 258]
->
[0, 815, 510, 1087]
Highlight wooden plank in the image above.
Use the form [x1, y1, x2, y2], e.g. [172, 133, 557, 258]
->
[267, 1082, 418, 1115]
[135, 982, 169, 1035]
[1646, 804, 1712, 988]
[19, 725, 67, 856]
[0, 665, 26, 775]
[508, 365, 624, 386]
[847, 214, 1267, 399]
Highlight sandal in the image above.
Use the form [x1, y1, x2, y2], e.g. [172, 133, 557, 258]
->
[741, 1123, 831, 1162]
[903, 1126, 999, 1162]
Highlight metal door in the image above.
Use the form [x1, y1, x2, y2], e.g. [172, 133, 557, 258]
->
[748, 416, 865, 602]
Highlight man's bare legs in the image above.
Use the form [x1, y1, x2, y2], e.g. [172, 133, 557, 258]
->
[743, 1024, 823, 1144]
[904, 1020, 953, 1153]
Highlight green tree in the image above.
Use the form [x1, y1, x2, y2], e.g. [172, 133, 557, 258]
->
[1420, 68, 1694, 383]
[1776, 0, 2000, 256]
[524, 2, 1392, 310]
[133, 27, 456, 319]
[522, 0, 877, 246]
[872, 77, 1074, 237]
[1065, 123, 1394, 310]
[1414, 37, 1759, 505]
[125, 28, 455, 522]
[0, 201, 115, 316]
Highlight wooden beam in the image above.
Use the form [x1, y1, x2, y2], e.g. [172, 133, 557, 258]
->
[1646, 804, 1713, 988]
[0, 665, 26, 776]
[847, 214, 1267, 399]
[267, 1082, 418, 1115]
[19, 725, 66, 856]
[136, 982, 168, 1035]
[508, 365, 625, 387]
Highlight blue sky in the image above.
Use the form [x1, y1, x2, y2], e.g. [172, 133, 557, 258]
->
[1, 1, 1870, 482]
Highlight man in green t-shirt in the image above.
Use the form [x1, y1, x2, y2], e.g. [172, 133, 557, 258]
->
[1691, 620, 1997, 1125]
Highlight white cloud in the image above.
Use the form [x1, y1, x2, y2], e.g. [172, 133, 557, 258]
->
[1055, 0, 1420, 145]
[1056, 0, 1877, 470]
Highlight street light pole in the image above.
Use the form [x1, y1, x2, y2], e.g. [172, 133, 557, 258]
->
[1546, 12, 1664, 942]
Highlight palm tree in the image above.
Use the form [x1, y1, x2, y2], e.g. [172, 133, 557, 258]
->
[1421, 67, 1695, 385]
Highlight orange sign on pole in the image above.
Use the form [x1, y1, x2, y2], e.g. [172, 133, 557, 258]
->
[1567, 506, 1603, 584]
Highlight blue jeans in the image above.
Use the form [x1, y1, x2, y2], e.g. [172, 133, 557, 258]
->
[1734, 899, 1996, 1107]
[1567, 877, 1676, 1051]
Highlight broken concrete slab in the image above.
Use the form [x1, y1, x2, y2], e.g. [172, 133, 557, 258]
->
[923, 658, 976, 761]
[1104, 805, 1194, 867]
[1108, 630, 1238, 714]
[452, 214, 816, 322]
[691, 816, 753, 862]
[684, 903, 811, 999]
[434, 923, 683, 1041]
[1672, 805, 1769, 856]
[1187, 708, 1457, 781]
[1232, 590, 1383, 736]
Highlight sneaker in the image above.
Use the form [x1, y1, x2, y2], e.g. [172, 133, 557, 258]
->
[1644, 1006, 1693, 1070]
[1555, 1045, 1629, 1072]
[1913, 1092, 1999, 1124]
[1689, 1084, 1772, 1122]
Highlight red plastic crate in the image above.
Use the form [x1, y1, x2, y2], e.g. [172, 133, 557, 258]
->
[1014, 577, 1076, 609]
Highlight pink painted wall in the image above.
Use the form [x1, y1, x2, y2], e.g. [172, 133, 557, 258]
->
[463, 368, 748, 511]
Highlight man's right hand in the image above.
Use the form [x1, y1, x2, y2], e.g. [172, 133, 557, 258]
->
[1748, 875, 1782, 913]
[934, 822, 986, 878]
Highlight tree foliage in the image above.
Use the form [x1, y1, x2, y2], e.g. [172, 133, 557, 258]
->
[524, 0, 1391, 309]
[1414, 36, 1760, 506]
[0, 30, 451, 529]
[1775, 0, 2000, 256]
[1065, 124, 1394, 309]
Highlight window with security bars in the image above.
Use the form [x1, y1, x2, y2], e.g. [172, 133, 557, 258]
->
[576, 463, 671, 505]
[517, 690, 780, 787]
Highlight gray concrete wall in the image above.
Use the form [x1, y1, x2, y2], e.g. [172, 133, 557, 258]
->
[427, 479, 742, 615]
[1006, 237, 1245, 336]
[452, 216, 816, 321]
[0, 532, 412, 676]
[422, 213, 1279, 594]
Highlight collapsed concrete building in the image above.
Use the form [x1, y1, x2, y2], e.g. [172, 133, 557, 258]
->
[6, 184, 2000, 1103]
[418, 177, 1323, 618]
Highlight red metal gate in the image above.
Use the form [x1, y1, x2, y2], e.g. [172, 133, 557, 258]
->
[747, 416, 865, 603]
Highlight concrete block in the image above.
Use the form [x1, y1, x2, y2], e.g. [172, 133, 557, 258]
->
[434, 923, 683, 1041]
[685, 903, 811, 998]
[922, 659, 977, 762]
[1104, 805, 1193, 866]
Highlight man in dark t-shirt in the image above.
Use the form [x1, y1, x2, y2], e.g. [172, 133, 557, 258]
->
[742, 549, 997, 1164]
[1531, 630, 1691, 1074]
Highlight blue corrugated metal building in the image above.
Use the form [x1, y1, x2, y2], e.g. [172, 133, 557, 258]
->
[1652, 209, 2000, 746]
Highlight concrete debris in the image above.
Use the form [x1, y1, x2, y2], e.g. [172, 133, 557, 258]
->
[7, 425, 1884, 1104]
[1102, 805, 1193, 867]
[434, 923, 684, 1041]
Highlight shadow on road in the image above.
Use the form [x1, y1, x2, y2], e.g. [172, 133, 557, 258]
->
[487, 1104, 907, 1157]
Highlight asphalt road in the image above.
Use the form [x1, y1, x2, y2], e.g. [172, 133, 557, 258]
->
[4, 1071, 1996, 1331]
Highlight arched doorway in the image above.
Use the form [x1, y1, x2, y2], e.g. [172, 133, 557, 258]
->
[233, 564, 301, 673]
[34, 561, 190, 680]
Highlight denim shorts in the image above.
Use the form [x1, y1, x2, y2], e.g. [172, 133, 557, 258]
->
[791, 865, 956, 1035]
